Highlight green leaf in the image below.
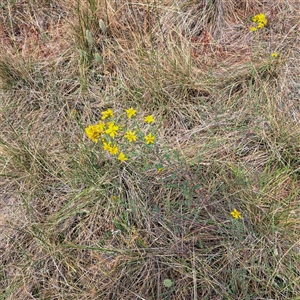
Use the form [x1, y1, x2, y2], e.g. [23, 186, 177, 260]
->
[163, 279, 173, 287]
[94, 53, 103, 64]
[86, 29, 94, 45]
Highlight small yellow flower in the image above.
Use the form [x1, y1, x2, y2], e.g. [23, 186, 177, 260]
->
[105, 122, 119, 138]
[85, 125, 98, 143]
[101, 108, 114, 120]
[124, 130, 137, 142]
[257, 22, 264, 29]
[118, 152, 128, 161]
[108, 144, 118, 155]
[253, 13, 267, 25]
[157, 167, 163, 173]
[251, 13, 267, 31]
[144, 133, 155, 144]
[85, 124, 104, 143]
[97, 121, 106, 132]
[102, 140, 111, 151]
[126, 107, 137, 119]
[144, 115, 155, 124]
[271, 52, 278, 58]
[231, 208, 242, 219]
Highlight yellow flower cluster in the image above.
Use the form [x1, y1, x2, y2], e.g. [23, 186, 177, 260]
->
[84, 107, 156, 162]
[84, 121, 105, 143]
[250, 13, 267, 31]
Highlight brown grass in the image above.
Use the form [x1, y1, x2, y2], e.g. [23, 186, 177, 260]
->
[1, 0, 300, 299]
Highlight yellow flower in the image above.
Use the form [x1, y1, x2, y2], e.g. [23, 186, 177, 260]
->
[144, 133, 155, 144]
[105, 122, 119, 138]
[97, 121, 106, 132]
[108, 144, 118, 155]
[157, 167, 163, 173]
[257, 22, 264, 29]
[102, 140, 111, 151]
[101, 108, 114, 120]
[144, 115, 154, 124]
[231, 208, 242, 219]
[253, 13, 267, 25]
[124, 130, 137, 142]
[118, 152, 128, 161]
[271, 52, 278, 58]
[85, 124, 104, 143]
[126, 107, 137, 119]
[251, 13, 267, 30]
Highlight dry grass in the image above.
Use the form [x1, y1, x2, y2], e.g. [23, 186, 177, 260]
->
[1, 0, 300, 299]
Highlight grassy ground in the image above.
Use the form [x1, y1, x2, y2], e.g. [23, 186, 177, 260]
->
[1, 0, 300, 299]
